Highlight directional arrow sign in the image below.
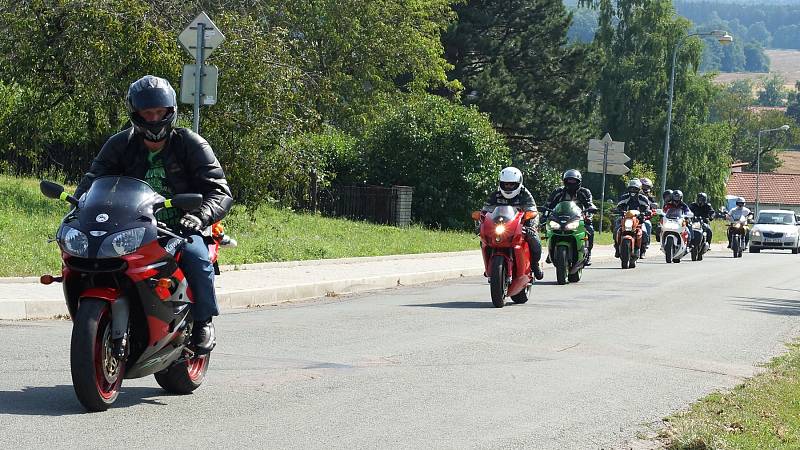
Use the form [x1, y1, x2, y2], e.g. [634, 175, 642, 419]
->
[178, 12, 225, 60]
[587, 150, 630, 164]
[588, 160, 630, 175]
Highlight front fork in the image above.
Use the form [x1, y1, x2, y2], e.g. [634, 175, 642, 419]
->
[110, 296, 130, 360]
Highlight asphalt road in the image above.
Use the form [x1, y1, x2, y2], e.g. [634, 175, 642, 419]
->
[1, 249, 799, 449]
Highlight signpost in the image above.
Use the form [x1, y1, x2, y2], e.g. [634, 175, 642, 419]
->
[178, 12, 225, 133]
[587, 133, 629, 233]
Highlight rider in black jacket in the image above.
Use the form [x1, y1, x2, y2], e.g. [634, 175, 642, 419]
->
[75, 75, 233, 354]
[689, 192, 715, 244]
[614, 179, 652, 257]
[482, 167, 544, 280]
[545, 169, 596, 265]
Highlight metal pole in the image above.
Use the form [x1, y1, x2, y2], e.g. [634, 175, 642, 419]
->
[599, 141, 609, 234]
[756, 130, 762, 215]
[660, 43, 680, 197]
[192, 22, 206, 133]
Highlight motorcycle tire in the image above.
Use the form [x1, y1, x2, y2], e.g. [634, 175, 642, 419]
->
[568, 267, 582, 282]
[155, 353, 210, 394]
[510, 283, 531, 304]
[620, 240, 631, 269]
[732, 237, 740, 258]
[489, 255, 507, 308]
[554, 246, 569, 285]
[71, 299, 123, 412]
[691, 246, 699, 261]
[665, 241, 674, 264]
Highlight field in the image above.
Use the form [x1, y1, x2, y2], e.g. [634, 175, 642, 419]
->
[712, 49, 800, 89]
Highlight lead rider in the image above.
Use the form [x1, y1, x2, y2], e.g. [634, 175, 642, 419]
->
[74, 75, 233, 355]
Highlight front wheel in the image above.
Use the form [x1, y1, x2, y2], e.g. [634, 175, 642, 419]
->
[489, 255, 507, 308]
[554, 246, 569, 285]
[155, 354, 210, 394]
[71, 299, 123, 412]
[665, 240, 674, 264]
[732, 235, 740, 257]
[691, 246, 699, 261]
[620, 240, 631, 269]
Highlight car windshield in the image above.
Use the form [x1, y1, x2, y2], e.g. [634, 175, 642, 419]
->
[757, 212, 795, 224]
[487, 205, 518, 223]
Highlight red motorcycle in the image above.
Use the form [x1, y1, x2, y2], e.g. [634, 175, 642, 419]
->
[472, 206, 537, 308]
[39, 176, 231, 411]
[615, 209, 646, 269]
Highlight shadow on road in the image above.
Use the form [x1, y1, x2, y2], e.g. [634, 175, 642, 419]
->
[405, 301, 493, 308]
[730, 296, 800, 316]
[0, 385, 168, 416]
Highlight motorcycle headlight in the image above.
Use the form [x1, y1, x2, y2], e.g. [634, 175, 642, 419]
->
[98, 228, 146, 257]
[624, 219, 634, 229]
[564, 220, 579, 231]
[549, 220, 561, 230]
[664, 222, 680, 231]
[734, 223, 741, 229]
[61, 226, 88, 257]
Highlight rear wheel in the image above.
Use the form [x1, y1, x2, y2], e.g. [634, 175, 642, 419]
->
[489, 255, 507, 308]
[155, 354, 210, 394]
[554, 246, 569, 285]
[71, 299, 122, 412]
[620, 240, 631, 269]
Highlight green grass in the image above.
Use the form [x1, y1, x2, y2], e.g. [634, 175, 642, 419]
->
[659, 341, 800, 449]
[0, 175, 478, 277]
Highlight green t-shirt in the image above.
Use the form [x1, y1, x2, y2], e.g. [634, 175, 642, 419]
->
[145, 150, 182, 227]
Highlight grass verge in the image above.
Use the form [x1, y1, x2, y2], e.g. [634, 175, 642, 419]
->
[659, 341, 800, 449]
[0, 175, 478, 277]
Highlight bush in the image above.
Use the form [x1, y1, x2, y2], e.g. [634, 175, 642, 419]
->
[361, 94, 511, 229]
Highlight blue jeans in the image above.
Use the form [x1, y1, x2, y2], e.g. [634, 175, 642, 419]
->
[181, 234, 218, 322]
[642, 220, 652, 249]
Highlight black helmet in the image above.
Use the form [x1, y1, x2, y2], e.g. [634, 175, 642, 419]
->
[126, 75, 178, 142]
[640, 177, 653, 193]
[563, 169, 582, 192]
[696, 192, 708, 205]
[662, 189, 673, 202]
[672, 190, 684, 202]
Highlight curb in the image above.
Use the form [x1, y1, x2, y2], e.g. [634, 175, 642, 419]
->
[0, 248, 617, 320]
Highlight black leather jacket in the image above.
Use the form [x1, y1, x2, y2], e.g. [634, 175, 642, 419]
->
[616, 192, 651, 214]
[482, 187, 536, 211]
[75, 127, 233, 226]
[545, 186, 595, 211]
[689, 202, 715, 221]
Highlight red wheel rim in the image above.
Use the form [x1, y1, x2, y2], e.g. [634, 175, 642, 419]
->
[93, 307, 122, 400]
[187, 355, 207, 381]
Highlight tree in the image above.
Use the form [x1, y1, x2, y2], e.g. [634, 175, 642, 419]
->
[443, 0, 599, 161]
[747, 21, 771, 47]
[743, 43, 770, 72]
[757, 74, 787, 106]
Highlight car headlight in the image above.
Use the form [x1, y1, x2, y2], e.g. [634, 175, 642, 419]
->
[61, 226, 88, 257]
[624, 219, 634, 229]
[785, 231, 797, 237]
[751, 230, 761, 237]
[98, 228, 146, 257]
[549, 220, 561, 230]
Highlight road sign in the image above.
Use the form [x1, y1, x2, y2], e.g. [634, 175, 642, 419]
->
[180, 64, 219, 105]
[588, 133, 625, 153]
[587, 150, 630, 164]
[178, 12, 225, 60]
[588, 160, 630, 175]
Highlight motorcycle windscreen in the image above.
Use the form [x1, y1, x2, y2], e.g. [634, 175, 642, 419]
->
[487, 205, 518, 223]
[553, 201, 582, 219]
[664, 208, 683, 219]
[79, 176, 161, 227]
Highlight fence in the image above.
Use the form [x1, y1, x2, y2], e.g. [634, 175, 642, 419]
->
[317, 184, 414, 227]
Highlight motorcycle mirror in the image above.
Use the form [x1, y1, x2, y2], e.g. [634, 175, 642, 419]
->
[40, 180, 78, 205]
[169, 193, 204, 211]
[471, 211, 481, 221]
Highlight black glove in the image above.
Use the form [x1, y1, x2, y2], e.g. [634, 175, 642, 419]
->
[179, 213, 204, 232]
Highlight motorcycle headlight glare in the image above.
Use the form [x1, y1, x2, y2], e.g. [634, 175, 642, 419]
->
[565, 220, 580, 231]
[61, 226, 88, 257]
[624, 219, 634, 229]
[549, 220, 561, 230]
[495, 224, 506, 235]
[99, 228, 146, 257]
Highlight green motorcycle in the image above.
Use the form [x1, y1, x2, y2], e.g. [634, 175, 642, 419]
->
[542, 201, 591, 285]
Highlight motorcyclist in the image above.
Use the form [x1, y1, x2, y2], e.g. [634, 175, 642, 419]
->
[614, 179, 651, 257]
[481, 167, 544, 280]
[689, 192, 715, 245]
[726, 197, 752, 248]
[639, 178, 656, 251]
[544, 169, 596, 265]
[655, 189, 673, 242]
[75, 75, 233, 355]
[664, 189, 694, 245]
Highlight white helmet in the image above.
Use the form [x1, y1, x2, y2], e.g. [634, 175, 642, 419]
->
[499, 167, 523, 199]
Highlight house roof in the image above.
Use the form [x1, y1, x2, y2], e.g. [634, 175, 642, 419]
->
[726, 172, 800, 205]
[731, 161, 750, 168]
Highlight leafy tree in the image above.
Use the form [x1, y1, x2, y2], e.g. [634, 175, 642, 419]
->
[361, 94, 511, 229]
[443, 0, 599, 161]
[786, 81, 800, 127]
[743, 42, 770, 72]
[757, 73, 787, 106]
[747, 21, 771, 47]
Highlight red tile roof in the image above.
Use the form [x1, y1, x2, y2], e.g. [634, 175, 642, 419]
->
[726, 172, 800, 205]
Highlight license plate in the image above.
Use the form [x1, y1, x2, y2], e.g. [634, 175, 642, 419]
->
[765, 238, 780, 243]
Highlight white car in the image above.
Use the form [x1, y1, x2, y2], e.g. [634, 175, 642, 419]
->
[749, 209, 800, 254]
